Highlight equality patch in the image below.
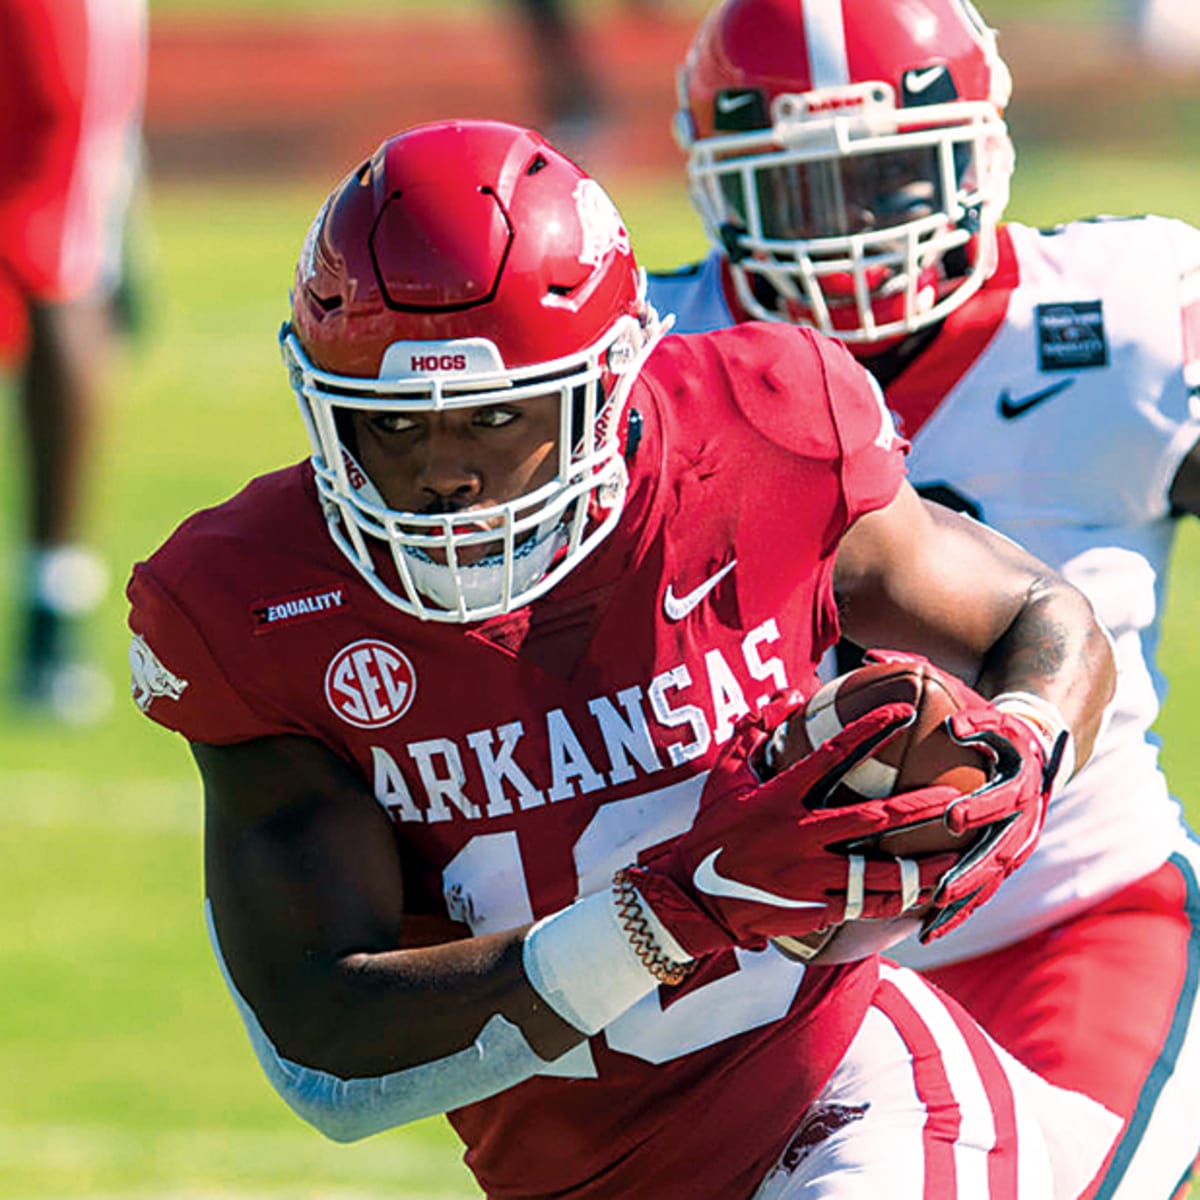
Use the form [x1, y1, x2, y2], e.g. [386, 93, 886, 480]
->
[250, 585, 347, 634]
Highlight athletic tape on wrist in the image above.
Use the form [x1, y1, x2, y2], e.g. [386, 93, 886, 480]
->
[991, 690, 1077, 795]
[611, 869, 699, 985]
[522, 890, 660, 1036]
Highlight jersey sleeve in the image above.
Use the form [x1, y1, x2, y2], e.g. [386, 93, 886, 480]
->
[819, 332, 910, 525]
[127, 558, 289, 745]
[727, 323, 910, 533]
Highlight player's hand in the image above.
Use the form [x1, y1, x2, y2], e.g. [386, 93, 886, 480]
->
[620, 692, 958, 959]
[917, 704, 1059, 942]
[852, 652, 1063, 942]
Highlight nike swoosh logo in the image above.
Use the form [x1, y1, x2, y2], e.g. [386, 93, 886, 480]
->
[997, 378, 1075, 419]
[663, 559, 737, 622]
[692, 850, 826, 909]
[716, 93, 756, 114]
[905, 65, 947, 94]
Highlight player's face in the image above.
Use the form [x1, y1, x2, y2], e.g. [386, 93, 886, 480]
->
[716, 146, 938, 245]
[349, 393, 562, 565]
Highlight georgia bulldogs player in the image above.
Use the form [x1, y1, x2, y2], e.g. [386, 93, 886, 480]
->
[649, 1, 1200, 1196]
[127, 120, 1118, 1199]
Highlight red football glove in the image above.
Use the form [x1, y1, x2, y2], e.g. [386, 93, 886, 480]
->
[860, 649, 1063, 943]
[622, 692, 960, 959]
[917, 704, 1062, 941]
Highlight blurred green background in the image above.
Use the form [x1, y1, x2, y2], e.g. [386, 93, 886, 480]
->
[1, 0, 1197, 1196]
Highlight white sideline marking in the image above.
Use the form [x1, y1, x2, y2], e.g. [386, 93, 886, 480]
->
[0, 769, 200, 833]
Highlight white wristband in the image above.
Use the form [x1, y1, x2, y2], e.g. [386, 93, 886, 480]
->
[522, 890, 660, 1035]
[991, 691, 1077, 796]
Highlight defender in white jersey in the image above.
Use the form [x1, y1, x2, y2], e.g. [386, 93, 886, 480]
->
[650, 2, 1200, 1197]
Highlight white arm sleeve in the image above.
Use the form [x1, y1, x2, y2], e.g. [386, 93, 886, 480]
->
[205, 902, 550, 1142]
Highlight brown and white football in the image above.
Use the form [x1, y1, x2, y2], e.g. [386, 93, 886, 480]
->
[769, 658, 991, 964]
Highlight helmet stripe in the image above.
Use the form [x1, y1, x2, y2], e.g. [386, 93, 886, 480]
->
[802, 0, 851, 88]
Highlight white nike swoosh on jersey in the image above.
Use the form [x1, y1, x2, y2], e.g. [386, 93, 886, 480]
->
[692, 850, 827, 909]
[905, 66, 946, 93]
[716, 93, 756, 113]
[663, 559, 737, 622]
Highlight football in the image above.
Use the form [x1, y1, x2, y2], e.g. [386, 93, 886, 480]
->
[768, 657, 991, 964]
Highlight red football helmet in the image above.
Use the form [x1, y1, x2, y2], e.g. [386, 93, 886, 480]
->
[282, 120, 667, 622]
[674, 0, 1014, 347]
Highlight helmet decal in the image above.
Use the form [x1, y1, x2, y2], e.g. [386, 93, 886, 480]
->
[297, 194, 332, 289]
[804, 0, 851, 89]
[574, 179, 631, 267]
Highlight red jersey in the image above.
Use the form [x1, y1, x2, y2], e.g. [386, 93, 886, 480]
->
[128, 324, 907, 1199]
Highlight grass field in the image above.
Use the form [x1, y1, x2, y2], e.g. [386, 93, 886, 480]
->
[2, 13, 1199, 1193]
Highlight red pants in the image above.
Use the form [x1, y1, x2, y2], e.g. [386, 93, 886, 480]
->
[926, 849, 1200, 1199]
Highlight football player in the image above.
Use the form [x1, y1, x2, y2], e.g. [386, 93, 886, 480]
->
[128, 120, 1120, 1198]
[648, 1, 1200, 1196]
[0, 0, 148, 721]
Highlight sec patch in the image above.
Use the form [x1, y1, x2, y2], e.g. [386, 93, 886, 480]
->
[325, 639, 417, 729]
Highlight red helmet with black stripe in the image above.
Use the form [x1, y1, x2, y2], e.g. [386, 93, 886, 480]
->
[674, 0, 1014, 348]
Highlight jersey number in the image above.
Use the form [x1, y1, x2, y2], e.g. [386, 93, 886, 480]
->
[442, 777, 806, 1076]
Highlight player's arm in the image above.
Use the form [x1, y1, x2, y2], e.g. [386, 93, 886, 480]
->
[197, 705, 951, 1135]
[1169, 437, 1200, 516]
[832, 480, 1115, 770]
[196, 732, 606, 1138]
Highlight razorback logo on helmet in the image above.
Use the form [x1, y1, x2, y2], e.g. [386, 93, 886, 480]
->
[574, 179, 630, 268]
[297, 194, 333, 286]
[325, 638, 418, 729]
[129, 633, 189, 713]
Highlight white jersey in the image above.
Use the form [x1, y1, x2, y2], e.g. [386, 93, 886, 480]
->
[648, 216, 1200, 966]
